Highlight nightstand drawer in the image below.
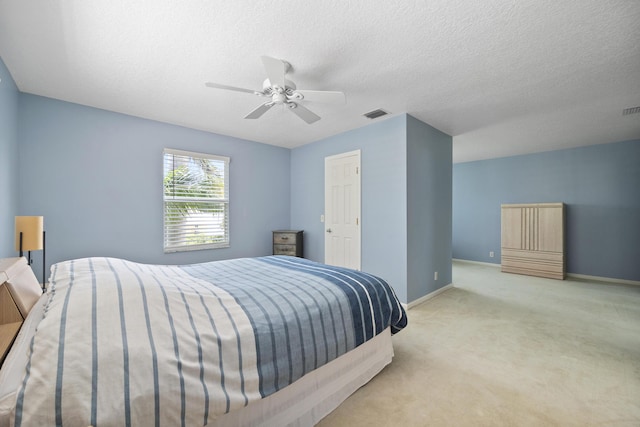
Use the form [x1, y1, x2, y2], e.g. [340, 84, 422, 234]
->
[273, 233, 298, 244]
[272, 230, 303, 257]
[273, 244, 298, 256]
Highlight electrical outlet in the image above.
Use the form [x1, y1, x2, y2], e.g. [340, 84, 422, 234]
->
[434, 271, 438, 281]
[320, 214, 325, 223]
[489, 251, 494, 258]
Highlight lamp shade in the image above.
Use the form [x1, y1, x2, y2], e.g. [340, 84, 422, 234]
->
[15, 216, 44, 252]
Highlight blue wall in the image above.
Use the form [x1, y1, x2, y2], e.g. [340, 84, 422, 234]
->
[0, 58, 19, 258]
[453, 140, 640, 281]
[291, 115, 409, 301]
[8, 89, 454, 304]
[17, 94, 291, 278]
[407, 115, 452, 300]
[291, 114, 453, 304]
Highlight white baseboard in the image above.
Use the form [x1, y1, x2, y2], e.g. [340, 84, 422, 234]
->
[567, 273, 640, 287]
[452, 258, 500, 268]
[406, 283, 454, 310]
[453, 258, 639, 286]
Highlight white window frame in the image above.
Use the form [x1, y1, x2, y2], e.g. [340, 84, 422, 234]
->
[163, 148, 230, 252]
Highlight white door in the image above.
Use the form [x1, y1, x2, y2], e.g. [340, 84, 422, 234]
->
[324, 150, 361, 270]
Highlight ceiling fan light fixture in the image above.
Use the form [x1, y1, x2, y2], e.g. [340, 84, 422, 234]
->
[205, 55, 344, 124]
[363, 109, 389, 119]
[622, 106, 640, 116]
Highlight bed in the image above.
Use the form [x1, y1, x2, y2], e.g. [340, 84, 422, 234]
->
[0, 255, 406, 426]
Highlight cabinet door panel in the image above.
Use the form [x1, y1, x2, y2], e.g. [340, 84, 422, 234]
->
[538, 206, 564, 253]
[501, 207, 523, 249]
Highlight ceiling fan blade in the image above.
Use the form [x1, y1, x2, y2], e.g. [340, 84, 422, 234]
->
[205, 82, 258, 95]
[261, 56, 286, 88]
[244, 102, 274, 119]
[293, 90, 345, 104]
[288, 102, 321, 124]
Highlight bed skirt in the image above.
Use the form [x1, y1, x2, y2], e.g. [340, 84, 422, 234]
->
[214, 327, 393, 426]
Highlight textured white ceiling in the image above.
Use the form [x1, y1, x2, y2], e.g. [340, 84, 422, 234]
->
[1, 1, 638, 163]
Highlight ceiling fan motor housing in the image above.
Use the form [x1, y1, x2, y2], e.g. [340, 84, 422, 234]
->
[263, 78, 298, 104]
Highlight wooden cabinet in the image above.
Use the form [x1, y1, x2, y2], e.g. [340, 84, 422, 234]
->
[273, 230, 303, 257]
[501, 203, 565, 279]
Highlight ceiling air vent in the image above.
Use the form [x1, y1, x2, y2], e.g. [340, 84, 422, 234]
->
[363, 109, 389, 119]
[622, 106, 640, 116]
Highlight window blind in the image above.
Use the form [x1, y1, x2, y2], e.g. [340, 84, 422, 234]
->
[163, 148, 230, 252]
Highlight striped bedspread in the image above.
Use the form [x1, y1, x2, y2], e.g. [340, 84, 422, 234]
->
[13, 256, 406, 426]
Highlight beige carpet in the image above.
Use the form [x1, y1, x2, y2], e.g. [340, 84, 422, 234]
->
[317, 261, 640, 427]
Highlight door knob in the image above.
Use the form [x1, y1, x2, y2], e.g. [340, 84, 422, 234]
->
[326, 228, 332, 233]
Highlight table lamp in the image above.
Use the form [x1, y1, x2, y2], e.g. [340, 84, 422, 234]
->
[15, 216, 46, 291]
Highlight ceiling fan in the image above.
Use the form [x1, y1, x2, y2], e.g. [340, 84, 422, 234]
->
[205, 56, 345, 124]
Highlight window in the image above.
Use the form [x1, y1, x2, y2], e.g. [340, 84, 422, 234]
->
[163, 148, 229, 252]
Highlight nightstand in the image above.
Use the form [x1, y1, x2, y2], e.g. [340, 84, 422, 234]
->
[273, 230, 303, 257]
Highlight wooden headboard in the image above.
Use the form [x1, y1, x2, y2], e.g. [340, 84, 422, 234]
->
[0, 257, 42, 365]
[0, 257, 42, 318]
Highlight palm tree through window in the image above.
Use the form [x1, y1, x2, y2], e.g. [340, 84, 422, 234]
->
[163, 149, 230, 252]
